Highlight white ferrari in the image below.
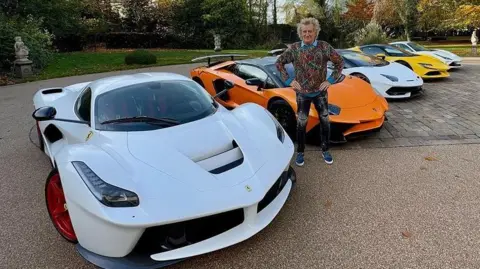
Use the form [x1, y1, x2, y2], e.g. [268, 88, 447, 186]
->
[389, 41, 463, 69]
[329, 49, 425, 99]
[32, 72, 296, 268]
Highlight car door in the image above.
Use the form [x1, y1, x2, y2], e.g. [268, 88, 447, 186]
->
[228, 64, 275, 107]
[69, 87, 95, 144]
[46, 87, 94, 165]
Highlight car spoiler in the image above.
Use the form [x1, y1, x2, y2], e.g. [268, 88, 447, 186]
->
[268, 48, 286, 56]
[191, 54, 248, 67]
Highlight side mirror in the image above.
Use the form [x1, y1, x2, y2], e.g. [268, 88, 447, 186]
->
[31, 106, 90, 126]
[213, 80, 235, 99]
[245, 78, 265, 90]
[375, 53, 386, 60]
[32, 106, 56, 121]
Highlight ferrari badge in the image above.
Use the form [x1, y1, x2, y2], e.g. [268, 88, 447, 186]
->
[245, 185, 252, 192]
[86, 131, 93, 141]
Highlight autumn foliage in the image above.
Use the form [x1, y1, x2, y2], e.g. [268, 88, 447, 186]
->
[342, 0, 375, 23]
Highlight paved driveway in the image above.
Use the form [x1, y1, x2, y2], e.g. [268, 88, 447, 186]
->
[338, 65, 480, 149]
[1, 63, 480, 269]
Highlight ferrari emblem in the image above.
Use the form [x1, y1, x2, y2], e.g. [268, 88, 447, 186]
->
[86, 131, 93, 141]
[245, 185, 252, 192]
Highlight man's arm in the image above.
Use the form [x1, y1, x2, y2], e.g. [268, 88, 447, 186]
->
[326, 43, 344, 83]
[275, 48, 295, 82]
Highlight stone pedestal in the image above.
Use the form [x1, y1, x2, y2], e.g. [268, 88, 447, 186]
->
[14, 60, 33, 78]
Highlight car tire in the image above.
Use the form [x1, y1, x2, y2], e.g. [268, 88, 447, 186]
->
[268, 99, 297, 140]
[45, 168, 78, 243]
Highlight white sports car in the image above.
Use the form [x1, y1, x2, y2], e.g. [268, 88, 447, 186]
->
[32, 72, 296, 268]
[390, 41, 463, 69]
[328, 49, 425, 99]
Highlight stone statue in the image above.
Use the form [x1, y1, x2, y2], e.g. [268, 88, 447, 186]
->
[214, 34, 222, 52]
[13, 36, 33, 78]
[14, 36, 30, 62]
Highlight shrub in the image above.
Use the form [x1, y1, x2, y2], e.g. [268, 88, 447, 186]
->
[124, 49, 157, 65]
[0, 14, 53, 71]
[352, 21, 388, 46]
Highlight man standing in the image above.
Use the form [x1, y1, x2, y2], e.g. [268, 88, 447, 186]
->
[275, 17, 344, 167]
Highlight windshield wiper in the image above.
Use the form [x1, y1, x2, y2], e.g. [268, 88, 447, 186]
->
[100, 116, 180, 125]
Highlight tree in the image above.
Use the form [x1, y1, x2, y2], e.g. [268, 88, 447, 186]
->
[342, 0, 374, 27]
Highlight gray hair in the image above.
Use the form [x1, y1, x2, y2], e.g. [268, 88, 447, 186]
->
[297, 17, 321, 40]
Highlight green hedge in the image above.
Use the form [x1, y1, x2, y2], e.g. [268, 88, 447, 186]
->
[124, 49, 157, 65]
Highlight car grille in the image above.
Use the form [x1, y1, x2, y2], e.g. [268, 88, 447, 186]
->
[130, 208, 245, 256]
[425, 71, 441, 76]
[386, 86, 423, 96]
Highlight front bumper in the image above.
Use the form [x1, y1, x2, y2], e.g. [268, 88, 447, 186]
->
[74, 164, 296, 269]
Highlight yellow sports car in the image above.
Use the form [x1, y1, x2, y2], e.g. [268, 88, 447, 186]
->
[349, 44, 450, 79]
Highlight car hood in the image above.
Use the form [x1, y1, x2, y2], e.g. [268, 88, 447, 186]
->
[123, 111, 268, 192]
[328, 75, 379, 109]
[357, 62, 421, 82]
[408, 54, 449, 69]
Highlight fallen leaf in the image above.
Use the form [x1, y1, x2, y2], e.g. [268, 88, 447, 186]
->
[424, 156, 438, 161]
[401, 230, 412, 238]
[325, 200, 332, 209]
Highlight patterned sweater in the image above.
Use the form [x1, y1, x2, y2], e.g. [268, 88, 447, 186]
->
[275, 40, 344, 95]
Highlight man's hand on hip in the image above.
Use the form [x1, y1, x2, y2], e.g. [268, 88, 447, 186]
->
[290, 80, 302, 91]
[319, 81, 331, 92]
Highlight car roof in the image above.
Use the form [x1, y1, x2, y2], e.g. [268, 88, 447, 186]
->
[359, 43, 399, 49]
[87, 72, 192, 96]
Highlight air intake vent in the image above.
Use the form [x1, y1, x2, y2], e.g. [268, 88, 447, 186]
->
[195, 140, 243, 174]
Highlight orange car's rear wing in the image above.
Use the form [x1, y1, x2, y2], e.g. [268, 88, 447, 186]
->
[191, 54, 248, 67]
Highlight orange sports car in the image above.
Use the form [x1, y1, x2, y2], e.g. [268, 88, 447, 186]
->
[189, 54, 389, 143]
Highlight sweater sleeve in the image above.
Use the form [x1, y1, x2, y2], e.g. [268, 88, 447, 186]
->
[275, 48, 295, 82]
[326, 43, 344, 83]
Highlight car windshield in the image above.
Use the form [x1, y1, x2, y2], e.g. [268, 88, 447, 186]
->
[339, 50, 389, 67]
[266, 63, 295, 87]
[407, 42, 431, 51]
[95, 80, 217, 131]
[384, 45, 415, 56]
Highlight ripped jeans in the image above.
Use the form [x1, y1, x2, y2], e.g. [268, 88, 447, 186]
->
[296, 91, 330, 153]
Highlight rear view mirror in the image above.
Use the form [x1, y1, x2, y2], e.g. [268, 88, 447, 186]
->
[245, 78, 265, 91]
[32, 106, 57, 121]
[375, 53, 386, 60]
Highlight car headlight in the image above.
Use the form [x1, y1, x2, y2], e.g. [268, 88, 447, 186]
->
[72, 161, 140, 207]
[328, 104, 341, 115]
[266, 110, 285, 143]
[380, 74, 398, 82]
[419, 63, 435, 69]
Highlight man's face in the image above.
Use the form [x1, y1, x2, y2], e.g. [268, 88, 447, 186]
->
[301, 24, 315, 44]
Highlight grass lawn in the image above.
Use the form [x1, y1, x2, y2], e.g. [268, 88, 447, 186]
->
[21, 49, 269, 83]
[1, 43, 477, 86]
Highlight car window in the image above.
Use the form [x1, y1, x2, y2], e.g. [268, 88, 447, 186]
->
[393, 43, 414, 52]
[384, 46, 415, 56]
[94, 80, 217, 131]
[360, 46, 385, 55]
[338, 51, 389, 67]
[407, 42, 431, 51]
[266, 63, 295, 87]
[77, 87, 91, 122]
[237, 64, 277, 89]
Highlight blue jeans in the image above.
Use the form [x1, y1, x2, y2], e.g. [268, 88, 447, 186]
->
[296, 91, 330, 152]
